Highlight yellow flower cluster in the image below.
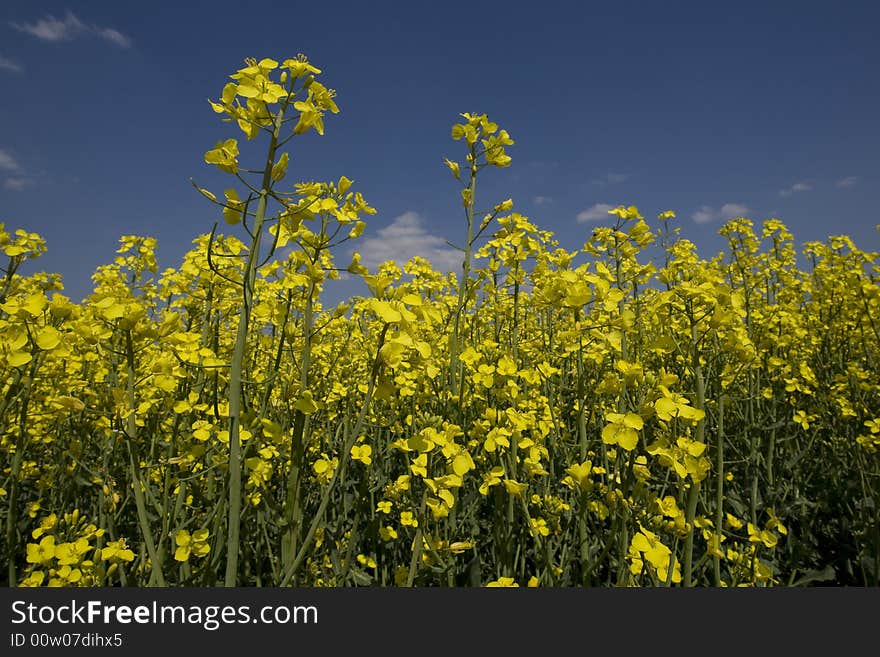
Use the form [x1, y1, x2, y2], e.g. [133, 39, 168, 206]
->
[2, 55, 878, 588]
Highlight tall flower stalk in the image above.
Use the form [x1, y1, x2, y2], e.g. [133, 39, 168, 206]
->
[196, 55, 355, 586]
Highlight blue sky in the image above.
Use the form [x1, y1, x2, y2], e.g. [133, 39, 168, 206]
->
[1, 1, 878, 304]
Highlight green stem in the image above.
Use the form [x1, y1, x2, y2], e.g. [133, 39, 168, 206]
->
[683, 318, 706, 587]
[278, 324, 389, 586]
[224, 101, 286, 587]
[282, 279, 315, 571]
[5, 372, 29, 586]
[448, 150, 477, 400]
[713, 394, 725, 586]
[125, 330, 165, 586]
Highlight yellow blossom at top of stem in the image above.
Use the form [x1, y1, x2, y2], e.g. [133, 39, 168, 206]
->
[608, 205, 643, 221]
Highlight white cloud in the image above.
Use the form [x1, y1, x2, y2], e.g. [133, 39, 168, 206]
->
[692, 206, 716, 224]
[591, 172, 630, 186]
[12, 12, 86, 41]
[0, 149, 21, 172]
[356, 212, 461, 273]
[692, 203, 749, 224]
[836, 176, 859, 189]
[12, 11, 132, 48]
[3, 177, 30, 191]
[576, 203, 614, 223]
[720, 203, 749, 219]
[98, 28, 131, 48]
[533, 195, 552, 206]
[1, 150, 31, 190]
[779, 181, 812, 197]
[0, 55, 23, 73]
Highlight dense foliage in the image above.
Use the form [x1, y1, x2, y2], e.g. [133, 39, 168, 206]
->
[2, 56, 878, 587]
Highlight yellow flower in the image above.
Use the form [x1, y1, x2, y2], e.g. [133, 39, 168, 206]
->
[356, 554, 377, 569]
[20, 570, 45, 587]
[602, 412, 643, 451]
[725, 513, 744, 530]
[748, 523, 778, 549]
[204, 138, 239, 174]
[26, 536, 56, 566]
[479, 467, 505, 495]
[444, 158, 461, 180]
[564, 460, 593, 492]
[174, 529, 210, 562]
[31, 513, 58, 539]
[483, 427, 511, 453]
[312, 455, 338, 484]
[54, 538, 90, 566]
[530, 517, 550, 537]
[410, 453, 428, 478]
[656, 495, 681, 518]
[350, 444, 372, 465]
[793, 410, 810, 430]
[496, 355, 517, 377]
[100, 539, 135, 563]
[379, 526, 398, 541]
[630, 527, 682, 583]
[608, 205, 643, 221]
[486, 577, 519, 587]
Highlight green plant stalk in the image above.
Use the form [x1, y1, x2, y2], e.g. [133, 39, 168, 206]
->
[506, 447, 517, 576]
[512, 267, 520, 359]
[0, 253, 23, 305]
[5, 370, 30, 586]
[124, 329, 165, 586]
[575, 310, 588, 461]
[254, 289, 293, 425]
[613, 236, 631, 585]
[157, 412, 183, 574]
[683, 318, 705, 587]
[282, 278, 315, 571]
[405, 491, 429, 587]
[448, 148, 477, 400]
[713, 393, 725, 586]
[766, 397, 776, 488]
[279, 323, 389, 586]
[573, 309, 593, 583]
[224, 102, 285, 587]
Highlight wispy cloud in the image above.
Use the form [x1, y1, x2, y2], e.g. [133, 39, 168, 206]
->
[779, 181, 812, 198]
[691, 207, 716, 224]
[356, 212, 460, 273]
[692, 202, 749, 224]
[0, 149, 32, 191]
[836, 176, 860, 189]
[0, 149, 21, 172]
[591, 172, 629, 187]
[533, 195, 553, 206]
[576, 202, 615, 223]
[11, 11, 132, 48]
[3, 178, 31, 192]
[0, 55, 23, 74]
